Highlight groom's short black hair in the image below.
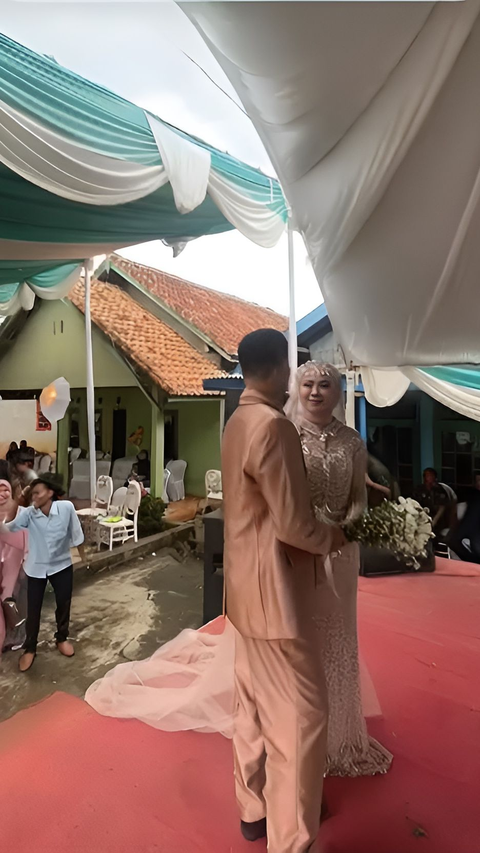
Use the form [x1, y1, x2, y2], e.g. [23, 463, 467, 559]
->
[238, 329, 288, 379]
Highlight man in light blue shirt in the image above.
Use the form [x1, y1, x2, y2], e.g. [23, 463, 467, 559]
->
[0, 475, 85, 672]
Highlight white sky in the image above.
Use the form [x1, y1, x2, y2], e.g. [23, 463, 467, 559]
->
[3, 0, 322, 320]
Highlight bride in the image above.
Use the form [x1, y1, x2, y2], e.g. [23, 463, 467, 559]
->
[86, 361, 392, 779]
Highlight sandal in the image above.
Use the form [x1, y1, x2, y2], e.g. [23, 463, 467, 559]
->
[19, 652, 36, 672]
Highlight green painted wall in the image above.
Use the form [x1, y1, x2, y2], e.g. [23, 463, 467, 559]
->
[68, 386, 152, 458]
[166, 400, 221, 496]
[0, 300, 136, 390]
[1, 299, 223, 499]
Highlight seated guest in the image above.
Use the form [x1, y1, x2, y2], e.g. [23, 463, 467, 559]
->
[6, 442, 18, 463]
[366, 453, 399, 507]
[448, 474, 480, 562]
[20, 439, 35, 458]
[136, 450, 150, 487]
[10, 452, 37, 505]
[414, 468, 457, 541]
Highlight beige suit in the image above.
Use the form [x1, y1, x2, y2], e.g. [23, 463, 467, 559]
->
[222, 390, 335, 853]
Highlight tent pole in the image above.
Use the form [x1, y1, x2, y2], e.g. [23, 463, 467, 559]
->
[345, 369, 356, 429]
[84, 259, 97, 503]
[287, 218, 297, 374]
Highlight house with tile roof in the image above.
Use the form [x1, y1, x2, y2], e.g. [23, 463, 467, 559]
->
[101, 254, 287, 367]
[0, 260, 286, 499]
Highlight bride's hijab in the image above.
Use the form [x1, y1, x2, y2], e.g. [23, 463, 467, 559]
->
[284, 361, 345, 424]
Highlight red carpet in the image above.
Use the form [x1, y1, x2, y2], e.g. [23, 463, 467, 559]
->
[1, 574, 479, 853]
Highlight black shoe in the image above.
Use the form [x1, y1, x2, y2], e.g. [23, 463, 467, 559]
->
[240, 818, 267, 842]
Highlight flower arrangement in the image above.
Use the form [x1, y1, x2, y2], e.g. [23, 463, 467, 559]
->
[345, 497, 434, 569]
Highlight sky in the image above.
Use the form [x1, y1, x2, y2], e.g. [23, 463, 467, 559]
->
[2, 0, 322, 320]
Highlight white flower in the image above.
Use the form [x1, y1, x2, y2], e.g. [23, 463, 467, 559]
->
[346, 495, 433, 564]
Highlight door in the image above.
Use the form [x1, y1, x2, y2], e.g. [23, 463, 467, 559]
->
[164, 410, 178, 464]
[112, 409, 127, 462]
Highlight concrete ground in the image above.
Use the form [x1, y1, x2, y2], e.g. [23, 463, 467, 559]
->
[0, 548, 203, 723]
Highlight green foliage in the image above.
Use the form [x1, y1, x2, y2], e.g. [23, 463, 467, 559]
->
[138, 494, 166, 537]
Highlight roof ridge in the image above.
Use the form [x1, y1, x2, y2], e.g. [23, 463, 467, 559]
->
[110, 253, 287, 320]
[69, 279, 228, 396]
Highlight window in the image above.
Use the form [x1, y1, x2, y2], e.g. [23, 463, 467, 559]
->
[369, 424, 415, 496]
[441, 430, 480, 493]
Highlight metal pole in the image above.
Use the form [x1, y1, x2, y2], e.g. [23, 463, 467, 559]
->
[287, 219, 297, 375]
[345, 370, 356, 429]
[84, 259, 97, 503]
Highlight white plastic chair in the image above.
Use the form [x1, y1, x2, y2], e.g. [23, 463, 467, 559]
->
[166, 460, 187, 502]
[95, 481, 142, 550]
[69, 459, 111, 500]
[162, 469, 171, 504]
[69, 448, 82, 465]
[110, 486, 128, 513]
[38, 454, 53, 474]
[111, 456, 136, 492]
[205, 469, 222, 501]
[76, 475, 114, 520]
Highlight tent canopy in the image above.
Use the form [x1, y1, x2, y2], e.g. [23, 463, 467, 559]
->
[184, 1, 480, 369]
[0, 31, 287, 302]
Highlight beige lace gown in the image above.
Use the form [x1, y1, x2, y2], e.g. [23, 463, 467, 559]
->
[298, 417, 393, 777]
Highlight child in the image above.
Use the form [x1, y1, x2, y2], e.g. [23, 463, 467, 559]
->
[0, 475, 85, 672]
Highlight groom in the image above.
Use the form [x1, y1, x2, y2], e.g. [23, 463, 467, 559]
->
[222, 329, 345, 853]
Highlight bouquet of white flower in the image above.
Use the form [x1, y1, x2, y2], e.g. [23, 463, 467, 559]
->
[345, 497, 434, 569]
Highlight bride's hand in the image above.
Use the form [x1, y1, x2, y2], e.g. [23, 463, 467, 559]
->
[330, 525, 346, 553]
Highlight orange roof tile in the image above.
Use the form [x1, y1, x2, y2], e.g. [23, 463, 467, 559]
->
[70, 280, 227, 397]
[110, 255, 287, 357]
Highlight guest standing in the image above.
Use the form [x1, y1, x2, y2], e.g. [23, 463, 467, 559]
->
[0, 475, 85, 672]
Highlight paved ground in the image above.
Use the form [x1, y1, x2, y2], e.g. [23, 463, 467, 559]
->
[0, 547, 203, 722]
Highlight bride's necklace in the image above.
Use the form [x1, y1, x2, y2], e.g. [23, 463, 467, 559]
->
[303, 417, 338, 442]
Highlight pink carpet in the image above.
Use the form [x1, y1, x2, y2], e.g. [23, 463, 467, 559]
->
[1, 573, 479, 853]
[435, 554, 480, 576]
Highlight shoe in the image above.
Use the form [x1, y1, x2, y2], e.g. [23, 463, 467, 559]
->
[19, 652, 36, 672]
[57, 640, 75, 658]
[240, 818, 267, 842]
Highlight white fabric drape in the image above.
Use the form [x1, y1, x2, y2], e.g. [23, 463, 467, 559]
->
[28, 264, 83, 300]
[0, 263, 82, 316]
[361, 367, 411, 408]
[362, 365, 480, 422]
[0, 96, 286, 249]
[403, 368, 480, 422]
[207, 169, 285, 249]
[184, 2, 480, 366]
[147, 114, 285, 247]
[0, 99, 168, 205]
[146, 114, 211, 214]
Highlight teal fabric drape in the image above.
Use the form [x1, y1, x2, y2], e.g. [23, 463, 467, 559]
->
[0, 33, 286, 214]
[0, 32, 286, 305]
[0, 259, 81, 288]
[421, 366, 480, 391]
[0, 165, 234, 246]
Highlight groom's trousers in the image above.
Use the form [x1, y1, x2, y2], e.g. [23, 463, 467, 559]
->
[233, 630, 328, 853]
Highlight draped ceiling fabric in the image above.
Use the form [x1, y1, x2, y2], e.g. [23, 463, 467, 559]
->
[0, 32, 287, 307]
[183, 1, 480, 372]
[361, 366, 480, 422]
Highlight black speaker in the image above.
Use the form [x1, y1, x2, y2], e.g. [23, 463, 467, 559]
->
[359, 541, 435, 577]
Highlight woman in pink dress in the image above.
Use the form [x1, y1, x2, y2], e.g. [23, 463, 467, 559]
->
[0, 477, 28, 656]
[86, 362, 392, 778]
